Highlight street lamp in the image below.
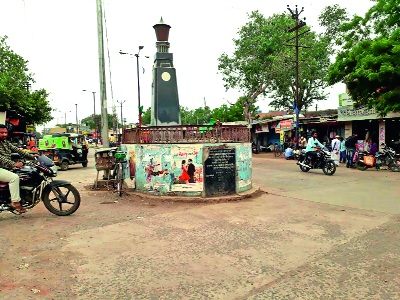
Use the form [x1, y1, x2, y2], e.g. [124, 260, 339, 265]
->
[119, 46, 147, 126]
[82, 89, 98, 145]
[135, 46, 144, 126]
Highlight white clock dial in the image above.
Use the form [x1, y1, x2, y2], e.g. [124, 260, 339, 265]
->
[161, 72, 171, 81]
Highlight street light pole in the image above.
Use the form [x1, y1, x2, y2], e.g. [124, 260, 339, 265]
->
[83, 90, 98, 146]
[117, 100, 126, 129]
[117, 100, 126, 143]
[75, 103, 78, 133]
[64, 111, 71, 133]
[119, 47, 149, 127]
[135, 45, 144, 126]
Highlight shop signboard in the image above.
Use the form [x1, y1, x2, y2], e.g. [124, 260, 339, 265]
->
[280, 119, 292, 130]
[339, 93, 355, 107]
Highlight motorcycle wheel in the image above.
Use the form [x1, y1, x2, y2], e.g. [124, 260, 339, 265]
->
[42, 184, 81, 216]
[60, 161, 69, 171]
[299, 159, 310, 172]
[323, 161, 336, 175]
[389, 160, 400, 172]
[82, 161, 88, 167]
[355, 161, 368, 171]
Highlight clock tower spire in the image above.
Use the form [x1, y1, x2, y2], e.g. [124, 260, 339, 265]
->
[150, 17, 181, 126]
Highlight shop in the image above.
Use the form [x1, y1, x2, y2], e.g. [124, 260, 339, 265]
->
[351, 119, 380, 143]
[338, 105, 400, 152]
[382, 118, 400, 152]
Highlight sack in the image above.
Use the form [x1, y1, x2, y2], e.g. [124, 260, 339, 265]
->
[364, 155, 375, 166]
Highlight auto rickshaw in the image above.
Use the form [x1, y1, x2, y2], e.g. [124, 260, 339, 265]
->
[38, 133, 89, 171]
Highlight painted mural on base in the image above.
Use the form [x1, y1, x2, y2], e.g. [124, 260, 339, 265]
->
[124, 144, 204, 193]
[122, 143, 252, 195]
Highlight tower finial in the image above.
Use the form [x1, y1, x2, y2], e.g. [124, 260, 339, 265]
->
[159, 17, 164, 24]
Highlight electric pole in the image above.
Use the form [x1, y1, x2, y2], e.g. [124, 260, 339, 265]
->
[117, 100, 126, 129]
[287, 5, 307, 142]
[96, 0, 109, 147]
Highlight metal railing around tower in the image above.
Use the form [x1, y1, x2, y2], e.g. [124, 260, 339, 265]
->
[122, 125, 250, 144]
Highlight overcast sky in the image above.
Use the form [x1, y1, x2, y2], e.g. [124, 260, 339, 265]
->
[0, 0, 373, 128]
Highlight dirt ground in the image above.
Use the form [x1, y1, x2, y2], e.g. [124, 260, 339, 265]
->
[0, 150, 399, 299]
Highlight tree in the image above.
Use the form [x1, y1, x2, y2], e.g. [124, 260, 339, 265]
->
[327, 0, 400, 115]
[218, 11, 331, 124]
[211, 97, 259, 122]
[318, 4, 350, 48]
[80, 113, 118, 130]
[0, 36, 52, 125]
[142, 107, 151, 125]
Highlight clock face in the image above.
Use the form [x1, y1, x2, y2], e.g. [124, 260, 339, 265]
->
[161, 71, 171, 81]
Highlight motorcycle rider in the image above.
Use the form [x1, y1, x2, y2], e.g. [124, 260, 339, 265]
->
[305, 131, 325, 167]
[0, 124, 37, 213]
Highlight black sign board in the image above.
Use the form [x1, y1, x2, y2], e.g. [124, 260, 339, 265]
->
[204, 147, 236, 197]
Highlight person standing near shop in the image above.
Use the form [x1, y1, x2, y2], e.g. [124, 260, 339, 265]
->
[331, 135, 341, 166]
[339, 137, 346, 164]
[345, 133, 358, 168]
[298, 136, 307, 150]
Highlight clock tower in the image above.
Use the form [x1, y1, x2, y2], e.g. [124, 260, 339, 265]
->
[150, 17, 181, 126]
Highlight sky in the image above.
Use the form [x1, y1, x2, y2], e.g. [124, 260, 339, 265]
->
[0, 0, 374, 129]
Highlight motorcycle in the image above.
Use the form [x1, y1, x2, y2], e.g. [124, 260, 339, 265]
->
[252, 142, 259, 154]
[0, 154, 81, 215]
[297, 147, 336, 175]
[355, 146, 400, 172]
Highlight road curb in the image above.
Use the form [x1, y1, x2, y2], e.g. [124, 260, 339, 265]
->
[126, 186, 265, 203]
[86, 185, 266, 203]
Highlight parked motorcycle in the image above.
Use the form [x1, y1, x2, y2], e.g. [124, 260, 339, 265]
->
[0, 154, 81, 215]
[355, 146, 400, 172]
[252, 142, 259, 154]
[297, 148, 336, 175]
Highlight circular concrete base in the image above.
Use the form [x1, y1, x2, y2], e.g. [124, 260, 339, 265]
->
[123, 185, 264, 203]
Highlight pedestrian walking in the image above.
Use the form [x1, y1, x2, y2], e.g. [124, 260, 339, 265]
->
[339, 137, 346, 164]
[331, 135, 341, 166]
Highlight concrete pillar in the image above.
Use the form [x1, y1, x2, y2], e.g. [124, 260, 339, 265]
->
[378, 120, 385, 150]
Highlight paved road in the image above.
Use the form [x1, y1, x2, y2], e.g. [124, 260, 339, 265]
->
[252, 152, 400, 214]
[0, 149, 399, 299]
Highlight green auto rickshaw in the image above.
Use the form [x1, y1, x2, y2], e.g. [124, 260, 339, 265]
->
[38, 133, 89, 171]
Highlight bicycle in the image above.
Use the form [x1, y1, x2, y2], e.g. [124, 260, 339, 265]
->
[273, 143, 283, 157]
[112, 150, 127, 196]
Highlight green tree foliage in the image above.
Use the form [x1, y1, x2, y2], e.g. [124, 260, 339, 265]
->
[326, 0, 400, 115]
[142, 107, 151, 125]
[76, 114, 117, 130]
[141, 97, 259, 125]
[218, 11, 330, 122]
[180, 105, 211, 124]
[318, 4, 350, 47]
[211, 97, 259, 122]
[0, 36, 52, 124]
[139, 97, 258, 125]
